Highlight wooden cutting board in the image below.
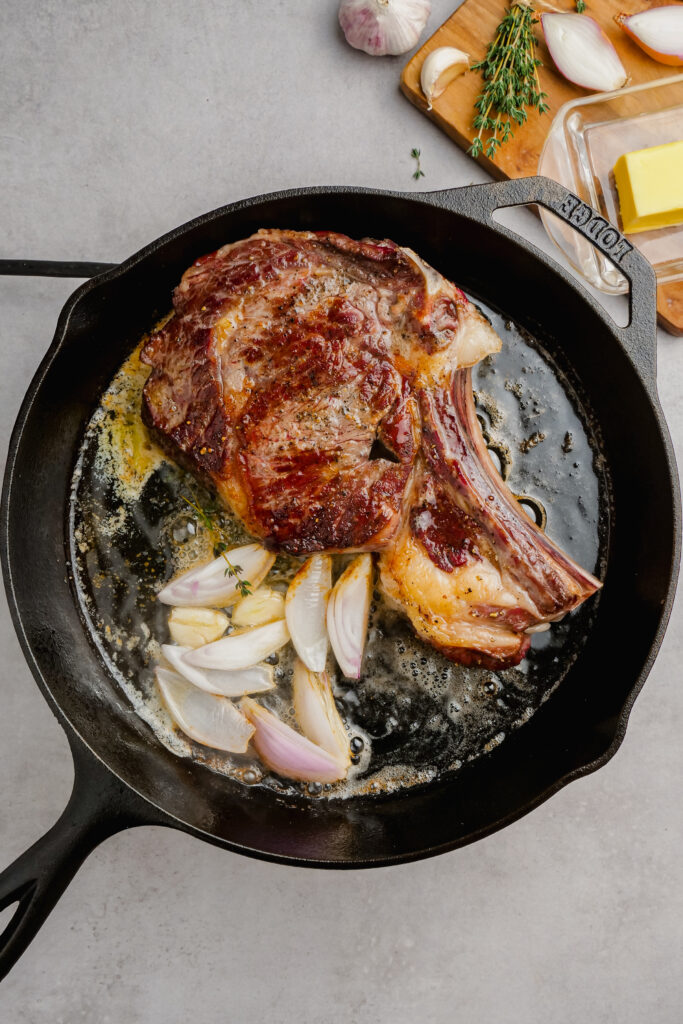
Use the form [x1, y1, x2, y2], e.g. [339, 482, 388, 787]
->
[400, 0, 683, 335]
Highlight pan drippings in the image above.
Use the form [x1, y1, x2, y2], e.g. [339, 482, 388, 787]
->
[69, 296, 610, 801]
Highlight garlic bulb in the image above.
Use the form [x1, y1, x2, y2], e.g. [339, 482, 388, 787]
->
[420, 46, 469, 109]
[339, 0, 431, 57]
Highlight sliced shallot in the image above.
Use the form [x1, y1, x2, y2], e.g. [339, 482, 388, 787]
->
[242, 697, 348, 783]
[541, 13, 628, 92]
[232, 586, 285, 628]
[156, 667, 254, 752]
[615, 7, 683, 66]
[157, 543, 275, 608]
[292, 659, 351, 767]
[285, 554, 332, 672]
[184, 619, 290, 671]
[161, 644, 275, 697]
[326, 554, 373, 679]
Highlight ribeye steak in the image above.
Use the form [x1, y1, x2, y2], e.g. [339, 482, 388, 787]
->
[142, 230, 600, 668]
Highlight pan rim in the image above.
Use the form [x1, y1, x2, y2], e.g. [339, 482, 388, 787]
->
[2, 182, 680, 865]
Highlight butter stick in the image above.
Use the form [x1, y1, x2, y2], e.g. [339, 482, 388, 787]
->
[613, 140, 683, 235]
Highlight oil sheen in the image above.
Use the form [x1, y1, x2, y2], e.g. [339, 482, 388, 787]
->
[70, 296, 610, 801]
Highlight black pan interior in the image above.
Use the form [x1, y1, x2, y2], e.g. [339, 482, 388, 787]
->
[70, 292, 607, 800]
[4, 189, 678, 865]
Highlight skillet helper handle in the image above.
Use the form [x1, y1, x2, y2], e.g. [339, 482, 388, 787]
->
[458, 176, 658, 383]
[0, 737, 152, 981]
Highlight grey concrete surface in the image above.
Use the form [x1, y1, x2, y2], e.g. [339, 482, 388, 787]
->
[1, 2, 681, 1021]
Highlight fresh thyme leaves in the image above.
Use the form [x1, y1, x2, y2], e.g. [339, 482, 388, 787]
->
[575, 0, 586, 11]
[181, 494, 215, 531]
[181, 495, 252, 597]
[468, 1, 549, 161]
[411, 147, 425, 180]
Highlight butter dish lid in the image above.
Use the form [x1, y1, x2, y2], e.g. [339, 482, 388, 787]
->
[538, 73, 683, 296]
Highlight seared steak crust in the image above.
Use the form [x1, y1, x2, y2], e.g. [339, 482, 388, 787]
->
[142, 230, 600, 668]
[142, 229, 490, 553]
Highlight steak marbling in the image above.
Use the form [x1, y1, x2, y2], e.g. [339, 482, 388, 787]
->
[142, 230, 600, 668]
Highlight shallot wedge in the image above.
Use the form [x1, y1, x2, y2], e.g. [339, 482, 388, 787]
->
[157, 543, 275, 607]
[542, 13, 628, 92]
[327, 554, 373, 679]
[242, 697, 348, 783]
[185, 619, 290, 671]
[285, 554, 332, 672]
[615, 7, 683, 66]
[292, 660, 351, 767]
[161, 644, 275, 697]
[156, 667, 254, 752]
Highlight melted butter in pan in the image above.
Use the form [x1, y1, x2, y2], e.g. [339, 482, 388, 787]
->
[92, 338, 169, 505]
[70, 297, 610, 801]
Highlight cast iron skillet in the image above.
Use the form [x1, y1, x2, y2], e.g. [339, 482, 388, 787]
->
[0, 177, 679, 981]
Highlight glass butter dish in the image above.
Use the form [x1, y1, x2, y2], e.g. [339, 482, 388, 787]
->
[538, 74, 683, 295]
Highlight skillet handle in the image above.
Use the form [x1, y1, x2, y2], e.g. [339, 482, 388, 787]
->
[0, 735, 158, 981]
[442, 176, 658, 384]
[0, 260, 116, 278]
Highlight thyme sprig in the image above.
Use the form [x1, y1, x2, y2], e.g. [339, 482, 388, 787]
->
[411, 147, 425, 180]
[468, 1, 549, 161]
[181, 495, 252, 597]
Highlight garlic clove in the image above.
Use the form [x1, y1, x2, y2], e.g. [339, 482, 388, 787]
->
[615, 7, 683, 66]
[232, 586, 285, 628]
[168, 606, 229, 648]
[541, 13, 628, 92]
[156, 667, 254, 753]
[161, 644, 275, 697]
[242, 697, 348, 784]
[420, 46, 469, 109]
[339, 0, 432, 57]
[292, 660, 351, 768]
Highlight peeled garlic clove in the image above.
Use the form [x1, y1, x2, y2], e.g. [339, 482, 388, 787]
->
[285, 554, 332, 673]
[156, 667, 254, 752]
[185, 619, 290, 671]
[292, 660, 350, 768]
[327, 554, 373, 679]
[615, 7, 683, 66]
[242, 697, 348, 783]
[420, 46, 469, 109]
[541, 13, 628, 92]
[157, 543, 275, 608]
[161, 644, 275, 697]
[232, 586, 285, 628]
[339, 0, 431, 57]
[168, 606, 228, 648]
